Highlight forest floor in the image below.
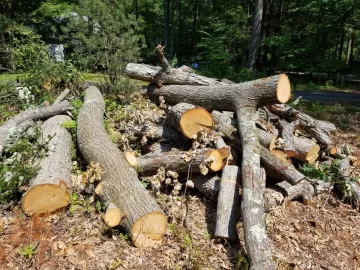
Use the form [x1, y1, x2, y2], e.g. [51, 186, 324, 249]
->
[1, 81, 360, 270]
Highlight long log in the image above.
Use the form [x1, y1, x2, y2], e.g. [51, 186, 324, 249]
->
[145, 74, 290, 269]
[168, 103, 213, 139]
[214, 165, 240, 240]
[77, 86, 167, 248]
[22, 115, 72, 216]
[0, 101, 72, 155]
[125, 63, 227, 86]
[126, 148, 225, 176]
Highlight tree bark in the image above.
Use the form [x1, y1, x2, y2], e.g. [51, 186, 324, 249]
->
[125, 63, 227, 85]
[22, 115, 72, 216]
[0, 101, 72, 156]
[338, 158, 360, 202]
[214, 165, 240, 240]
[77, 86, 167, 248]
[276, 119, 297, 157]
[53, 88, 70, 105]
[127, 148, 225, 176]
[247, 0, 264, 70]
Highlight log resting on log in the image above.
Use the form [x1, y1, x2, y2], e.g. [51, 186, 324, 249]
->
[269, 104, 336, 147]
[126, 148, 225, 176]
[125, 63, 228, 86]
[77, 85, 167, 248]
[191, 174, 330, 211]
[0, 101, 72, 155]
[214, 165, 240, 240]
[22, 115, 72, 216]
[53, 88, 71, 105]
[145, 74, 290, 269]
[276, 120, 297, 157]
[168, 103, 213, 139]
[212, 111, 320, 164]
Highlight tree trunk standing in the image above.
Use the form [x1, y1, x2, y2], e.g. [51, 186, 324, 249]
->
[346, 28, 352, 65]
[338, 27, 345, 61]
[270, 0, 283, 68]
[77, 86, 167, 248]
[134, 0, 139, 19]
[247, 0, 264, 70]
[178, 0, 182, 62]
[191, 0, 199, 56]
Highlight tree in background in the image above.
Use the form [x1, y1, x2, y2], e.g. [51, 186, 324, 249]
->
[247, 0, 263, 70]
[62, 0, 144, 83]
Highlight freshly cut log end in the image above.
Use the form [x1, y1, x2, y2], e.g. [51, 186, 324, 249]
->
[351, 159, 359, 167]
[285, 150, 297, 158]
[125, 151, 138, 167]
[306, 144, 321, 161]
[307, 154, 319, 164]
[95, 182, 103, 195]
[327, 146, 337, 156]
[271, 150, 291, 164]
[131, 211, 167, 248]
[104, 203, 124, 227]
[180, 107, 213, 138]
[22, 183, 70, 215]
[205, 150, 224, 172]
[276, 74, 292, 103]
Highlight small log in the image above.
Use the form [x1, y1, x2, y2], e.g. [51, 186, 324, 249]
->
[168, 103, 213, 139]
[22, 115, 72, 216]
[0, 101, 72, 155]
[276, 120, 297, 157]
[53, 88, 71, 105]
[214, 165, 240, 240]
[214, 136, 236, 165]
[269, 104, 336, 147]
[125, 63, 227, 86]
[154, 44, 171, 73]
[77, 86, 167, 247]
[338, 159, 360, 201]
[104, 203, 124, 227]
[126, 148, 224, 176]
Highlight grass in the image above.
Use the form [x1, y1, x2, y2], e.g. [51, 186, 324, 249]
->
[293, 82, 360, 93]
[295, 100, 360, 132]
[83, 73, 148, 86]
[0, 73, 26, 83]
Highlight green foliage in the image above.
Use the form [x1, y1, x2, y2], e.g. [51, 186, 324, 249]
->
[0, 126, 50, 202]
[62, 0, 144, 83]
[300, 159, 355, 197]
[61, 120, 77, 130]
[16, 243, 37, 260]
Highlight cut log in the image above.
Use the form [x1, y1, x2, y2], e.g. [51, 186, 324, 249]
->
[126, 148, 224, 176]
[214, 136, 236, 165]
[0, 101, 72, 156]
[125, 63, 227, 86]
[338, 159, 360, 201]
[154, 44, 171, 73]
[104, 203, 124, 227]
[276, 120, 297, 157]
[212, 111, 321, 164]
[168, 103, 213, 139]
[269, 104, 336, 147]
[22, 115, 72, 216]
[214, 165, 240, 240]
[77, 85, 167, 248]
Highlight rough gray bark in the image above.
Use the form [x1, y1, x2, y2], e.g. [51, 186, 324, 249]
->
[247, 0, 264, 70]
[135, 148, 223, 176]
[276, 119, 296, 157]
[147, 74, 290, 111]
[125, 63, 227, 86]
[214, 165, 240, 240]
[338, 158, 360, 201]
[77, 86, 166, 247]
[22, 115, 72, 216]
[0, 101, 72, 155]
[269, 104, 336, 147]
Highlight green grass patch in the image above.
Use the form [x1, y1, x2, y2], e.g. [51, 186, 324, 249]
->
[295, 100, 360, 132]
[293, 82, 360, 93]
[0, 73, 26, 83]
[83, 73, 148, 86]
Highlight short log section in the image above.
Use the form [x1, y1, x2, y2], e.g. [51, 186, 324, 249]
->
[22, 115, 72, 216]
[77, 85, 167, 248]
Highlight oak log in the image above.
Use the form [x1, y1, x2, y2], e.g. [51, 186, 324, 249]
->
[77, 85, 167, 247]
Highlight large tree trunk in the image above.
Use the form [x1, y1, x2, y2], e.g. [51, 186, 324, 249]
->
[22, 115, 72, 216]
[77, 86, 167, 248]
[145, 74, 290, 269]
[125, 63, 227, 86]
[0, 101, 72, 155]
[247, 0, 264, 70]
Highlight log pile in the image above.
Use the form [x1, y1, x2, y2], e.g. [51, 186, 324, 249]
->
[121, 46, 359, 269]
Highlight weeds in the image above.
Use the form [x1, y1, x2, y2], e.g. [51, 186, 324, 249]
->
[16, 243, 37, 260]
